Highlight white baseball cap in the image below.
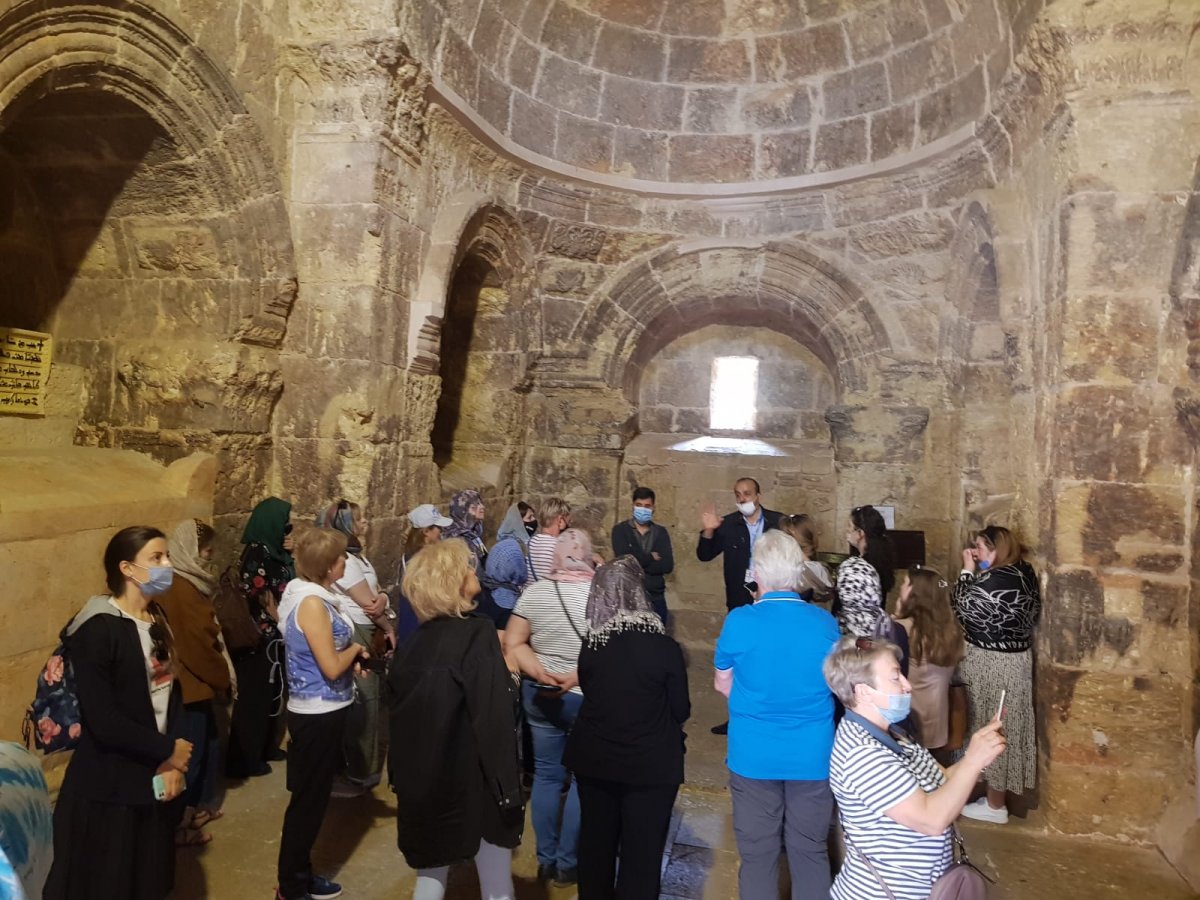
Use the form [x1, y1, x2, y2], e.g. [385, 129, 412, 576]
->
[409, 503, 453, 529]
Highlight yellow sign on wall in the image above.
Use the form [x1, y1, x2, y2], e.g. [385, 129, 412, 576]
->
[0, 327, 52, 416]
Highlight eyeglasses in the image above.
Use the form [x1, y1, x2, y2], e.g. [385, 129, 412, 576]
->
[148, 621, 170, 663]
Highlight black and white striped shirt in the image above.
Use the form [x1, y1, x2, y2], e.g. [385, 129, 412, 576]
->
[830, 712, 952, 900]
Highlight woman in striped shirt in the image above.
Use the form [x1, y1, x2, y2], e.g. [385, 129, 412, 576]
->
[823, 636, 1005, 899]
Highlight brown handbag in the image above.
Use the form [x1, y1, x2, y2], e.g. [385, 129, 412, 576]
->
[211, 567, 263, 653]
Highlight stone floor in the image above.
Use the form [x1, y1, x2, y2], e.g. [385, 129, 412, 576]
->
[175, 749, 1197, 900]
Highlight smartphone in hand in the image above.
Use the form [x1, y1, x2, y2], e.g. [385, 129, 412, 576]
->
[152, 774, 167, 801]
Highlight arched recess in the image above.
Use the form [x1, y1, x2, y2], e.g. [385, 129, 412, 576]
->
[427, 204, 536, 491]
[0, 0, 297, 348]
[0, 1, 296, 524]
[568, 240, 895, 402]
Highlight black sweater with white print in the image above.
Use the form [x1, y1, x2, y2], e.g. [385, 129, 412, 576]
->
[952, 561, 1041, 652]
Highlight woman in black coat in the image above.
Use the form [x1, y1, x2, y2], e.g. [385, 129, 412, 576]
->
[563, 556, 691, 900]
[45, 527, 194, 900]
[388, 539, 524, 900]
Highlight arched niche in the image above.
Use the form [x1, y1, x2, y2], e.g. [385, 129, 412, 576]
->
[428, 205, 535, 492]
[0, 1, 295, 520]
[568, 239, 896, 401]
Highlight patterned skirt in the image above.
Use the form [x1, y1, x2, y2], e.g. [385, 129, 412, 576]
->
[960, 644, 1037, 794]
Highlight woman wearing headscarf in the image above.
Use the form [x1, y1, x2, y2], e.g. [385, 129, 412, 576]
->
[479, 537, 529, 631]
[156, 520, 230, 845]
[495, 501, 537, 549]
[317, 499, 394, 796]
[227, 497, 294, 779]
[443, 489, 488, 564]
[563, 557, 690, 900]
[503, 529, 597, 886]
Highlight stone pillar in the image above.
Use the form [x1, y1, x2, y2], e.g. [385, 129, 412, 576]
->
[1034, 0, 1199, 851]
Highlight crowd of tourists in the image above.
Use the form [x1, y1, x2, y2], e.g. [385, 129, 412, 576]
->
[11, 475, 1042, 900]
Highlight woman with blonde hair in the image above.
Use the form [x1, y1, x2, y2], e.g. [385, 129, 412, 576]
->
[388, 539, 524, 900]
[274, 526, 363, 900]
[892, 566, 964, 751]
[954, 525, 1041, 825]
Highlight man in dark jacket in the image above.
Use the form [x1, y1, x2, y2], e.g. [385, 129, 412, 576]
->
[697, 477, 781, 612]
[610, 486, 675, 623]
[697, 477, 781, 735]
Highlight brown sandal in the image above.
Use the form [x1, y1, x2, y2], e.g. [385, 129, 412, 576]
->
[190, 808, 224, 829]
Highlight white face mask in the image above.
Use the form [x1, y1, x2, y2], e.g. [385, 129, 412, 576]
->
[737, 501, 757, 517]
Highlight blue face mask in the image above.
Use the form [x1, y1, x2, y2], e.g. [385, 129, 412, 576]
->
[131, 563, 174, 597]
[868, 686, 911, 724]
[633, 507, 653, 524]
[978, 559, 991, 571]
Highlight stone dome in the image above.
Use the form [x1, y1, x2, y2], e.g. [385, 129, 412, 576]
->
[404, 0, 1021, 188]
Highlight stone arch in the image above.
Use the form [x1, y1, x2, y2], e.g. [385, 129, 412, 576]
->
[427, 202, 536, 489]
[569, 240, 894, 401]
[0, 0, 296, 347]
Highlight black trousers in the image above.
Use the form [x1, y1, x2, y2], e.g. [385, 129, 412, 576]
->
[576, 775, 679, 900]
[277, 706, 349, 899]
[227, 647, 284, 776]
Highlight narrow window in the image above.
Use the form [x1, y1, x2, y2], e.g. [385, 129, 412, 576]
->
[710, 356, 758, 431]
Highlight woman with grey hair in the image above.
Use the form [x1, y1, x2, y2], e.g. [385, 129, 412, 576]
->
[713, 530, 841, 900]
[563, 556, 690, 900]
[824, 635, 1006, 899]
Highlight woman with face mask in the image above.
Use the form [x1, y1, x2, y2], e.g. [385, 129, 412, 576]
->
[156, 519, 231, 845]
[495, 501, 537, 549]
[45, 527, 194, 900]
[953, 526, 1041, 825]
[824, 636, 1005, 900]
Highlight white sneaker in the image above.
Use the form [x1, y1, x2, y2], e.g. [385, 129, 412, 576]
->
[959, 796, 1009, 824]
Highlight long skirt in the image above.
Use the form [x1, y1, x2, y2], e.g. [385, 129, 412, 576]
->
[960, 644, 1037, 794]
[44, 789, 181, 900]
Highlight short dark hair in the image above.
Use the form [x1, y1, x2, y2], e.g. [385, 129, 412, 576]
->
[632, 486, 656, 503]
[104, 526, 166, 595]
[735, 477, 761, 494]
[517, 501, 534, 516]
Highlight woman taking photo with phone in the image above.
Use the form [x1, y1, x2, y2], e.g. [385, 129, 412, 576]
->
[45, 526, 193, 900]
[274, 526, 363, 900]
[953, 526, 1041, 824]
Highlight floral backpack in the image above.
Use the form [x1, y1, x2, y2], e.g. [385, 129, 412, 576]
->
[22, 622, 83, 754]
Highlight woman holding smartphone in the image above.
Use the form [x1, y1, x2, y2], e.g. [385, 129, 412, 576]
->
[953, 525, 1041, 824]
[45, 526, 193, 900]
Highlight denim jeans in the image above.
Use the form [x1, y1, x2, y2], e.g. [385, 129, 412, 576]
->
[522, 681, 582, 871]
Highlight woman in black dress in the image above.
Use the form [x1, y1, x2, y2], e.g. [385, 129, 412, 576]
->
[564, 556, 691, 900]
[227, 496, 295, 777]
[388, 539, 524, 900]
[45, 526, 194, 900]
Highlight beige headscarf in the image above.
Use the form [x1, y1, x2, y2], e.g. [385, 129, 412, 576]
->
[169, 519, 216, 596]
[549, 529, 597, 583]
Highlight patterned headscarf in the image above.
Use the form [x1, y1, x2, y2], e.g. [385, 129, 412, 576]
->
[549, 529, 597, 584]
[168, 519, 216, 597]
[585, 556, 664, 648]
[443, 489, 485, 556]
[316, 500, 362, 555]
[483, 537, 529, 610]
